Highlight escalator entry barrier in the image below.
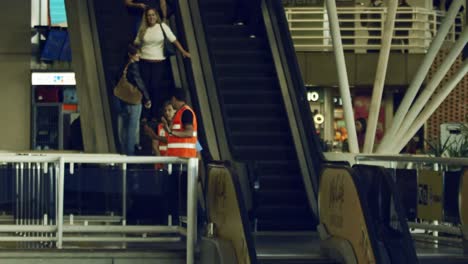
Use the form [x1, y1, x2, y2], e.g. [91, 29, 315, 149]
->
[318, 164, 419, 264]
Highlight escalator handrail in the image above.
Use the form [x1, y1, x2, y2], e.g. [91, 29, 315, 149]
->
[263, 0, 325, 216]
[267, 0, 326, 175]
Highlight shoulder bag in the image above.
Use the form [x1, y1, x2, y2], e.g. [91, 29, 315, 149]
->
[113, 62, 143, 105]
[160, 23, 176, 57]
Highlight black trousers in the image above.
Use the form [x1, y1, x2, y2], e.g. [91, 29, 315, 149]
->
[139, 59, 171, 120]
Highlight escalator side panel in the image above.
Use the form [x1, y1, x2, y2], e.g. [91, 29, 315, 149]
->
[319, 165, 377, 263]
[353, 165, 419, 264]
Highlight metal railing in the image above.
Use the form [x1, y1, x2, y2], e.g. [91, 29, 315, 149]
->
[0, 153, 198, 264]
[284, 7, 464, 52]
[355, 154, 467, 248]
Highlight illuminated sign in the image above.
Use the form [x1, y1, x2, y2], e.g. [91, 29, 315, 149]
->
[32, 72, 76, 85]
[307, 91, 320, 102]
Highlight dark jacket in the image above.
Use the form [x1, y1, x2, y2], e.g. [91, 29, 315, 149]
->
[126, 61, 150, 102]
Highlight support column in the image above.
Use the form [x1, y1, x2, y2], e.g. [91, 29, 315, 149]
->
[393, 28, 468, 143]
[64, 0, 116, 153]
[363, 1, 398, 153]
[377, 0, 464, 153]
[325, 0, 359, 153]
[391, 60, 468, 153]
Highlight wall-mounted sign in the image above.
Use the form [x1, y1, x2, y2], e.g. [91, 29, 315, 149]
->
[314, 114, 325, 124]
[306, 87, 324, 102]
[307, 91, 320, 102]
[32, 72, 76, 85]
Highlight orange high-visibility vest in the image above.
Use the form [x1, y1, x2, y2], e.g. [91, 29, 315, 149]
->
[167, 105, 198, 158]
[157, 123, 168, 156]
[155, 123, 168, 170]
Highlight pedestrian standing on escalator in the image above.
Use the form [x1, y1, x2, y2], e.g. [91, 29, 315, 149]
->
[232, 0, 263, 38]
[115, 44, 152, 156]
[134, 8, 190, 121]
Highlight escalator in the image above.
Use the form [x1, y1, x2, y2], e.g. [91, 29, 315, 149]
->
[196, 0, 317, 232]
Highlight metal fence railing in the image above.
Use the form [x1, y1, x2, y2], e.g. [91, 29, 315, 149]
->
[355, 155, 468, 248]
[0, 153, 198, 264]
[284, 7, 465, 53]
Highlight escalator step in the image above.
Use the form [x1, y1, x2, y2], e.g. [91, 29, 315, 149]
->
[231, 132, 294, 147]
[213, 50, 273, 65]
[209, 38, 267, 50]
[232, 145, 297, 161]
[256, 218, 317, 231]
[224, 103, 287, 118]
[206, 25, 252, 38]
[226, 118, 290, 133]
[258, 175, 304, 189]
[220, 90, 282, 104]
[215, 63, 277, 78]
[218, 77, 277, 89]
[256, 190, 309, 206]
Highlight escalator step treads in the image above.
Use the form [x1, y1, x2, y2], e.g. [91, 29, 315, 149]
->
[224, 105, 287, 118]
[209, 38, 267, 49]
[205, 25, 253, 37]
[226, 118, 290, 132]
[220, 91, 282, 104]
[218, 77, 278, 89]
[212, 50, 273, 64]
[215, 64, 276, 78]
[232, 146, 297, 160]
[258, 175, 305, 189]
[256, 219, 317, 231]
[255, 205, 313, 218]
[202, 11, 237, 24]
[231, 134, 294, 147]
[256, 190, 309, 205]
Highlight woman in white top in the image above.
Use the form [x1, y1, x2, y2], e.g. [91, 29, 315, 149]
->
[134, 8, 190, 119]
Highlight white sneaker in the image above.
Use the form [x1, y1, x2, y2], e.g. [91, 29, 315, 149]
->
[249, 34, 256, 39]
[233, 21, 244, 26]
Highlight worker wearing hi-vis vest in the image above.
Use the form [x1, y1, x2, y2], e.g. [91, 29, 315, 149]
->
[143, 101, 177, 169]
[165, 89, 198, 158]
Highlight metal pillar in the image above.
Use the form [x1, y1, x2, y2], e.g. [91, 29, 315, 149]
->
[186, 158, 199, 264]
[376, 0, 465, 153]
[56, 158, 65, 248]
[393, 28, 468, 142]
[325, 0, 359, 153]
[363, 1, 399, 153]
[391, 60, 468, 153]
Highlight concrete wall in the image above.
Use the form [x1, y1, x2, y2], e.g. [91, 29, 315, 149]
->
[0, 1, 31, 151]
[297, 52, 425, 86]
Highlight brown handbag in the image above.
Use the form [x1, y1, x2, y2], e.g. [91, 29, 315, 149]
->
[113, 62, 142, 105]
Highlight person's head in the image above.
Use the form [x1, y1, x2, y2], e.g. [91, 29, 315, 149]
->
[355, 118, 367, 133]
[144, 8, 161, 27]
[162, 101, 176, 121]
[127, 43, 140, 61]
[170, 88, 187, 109]
[134, 8, 161, 45]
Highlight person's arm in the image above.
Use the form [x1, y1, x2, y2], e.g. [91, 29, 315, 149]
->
[162, 23, 191, 58]
[144, 124, 168, 142]
[170, 124, 194, 138]
[153, 140, 161, 156]
[125, 0, 146, 9]
[173, 40, 191, 58]
[127, 62, 151, 106]
[167, 110, 195, 138]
